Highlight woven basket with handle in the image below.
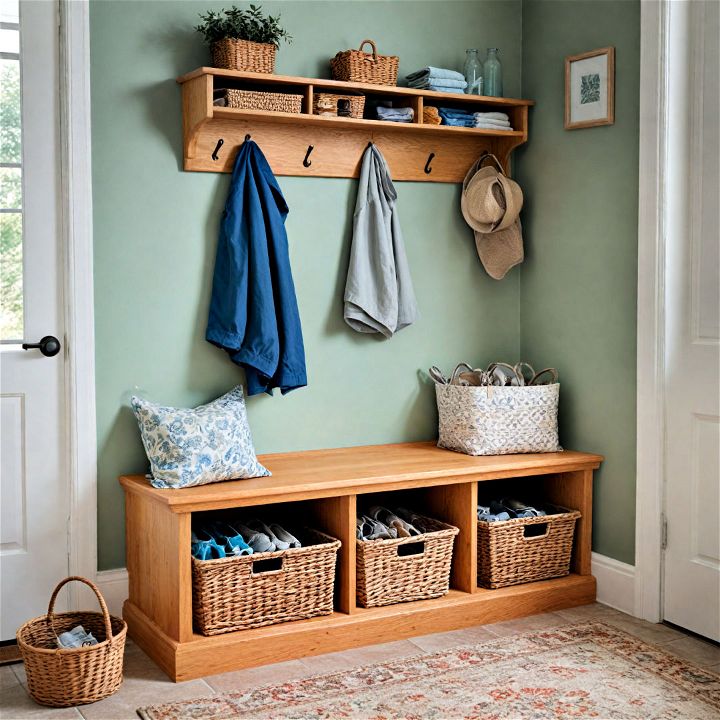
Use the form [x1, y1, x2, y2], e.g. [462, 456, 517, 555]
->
[192, 528, 340, 635]
[477, 507, 580, 588]
[356, 515, 458, 608]
[211, 38, 276, 73]
[16, 576, 127, 707]
[330, 39, 399, 86]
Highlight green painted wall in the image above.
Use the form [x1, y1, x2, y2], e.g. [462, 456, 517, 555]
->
[91, 1, 523, 570]
[517, 0, 640, 564]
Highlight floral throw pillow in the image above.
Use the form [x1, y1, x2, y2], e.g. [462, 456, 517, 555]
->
[130, 386, 270, 489]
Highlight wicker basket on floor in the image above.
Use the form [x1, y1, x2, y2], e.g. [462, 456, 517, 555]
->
[223, 88, 303, 114]
[16, 576, 127, 708]
[313, 93, 366, 118]
[356, 515, 459, 608]
[193, 528, 341, 635]
[477, 507, 581, 589]
[211, 38, 276, 73]
[330, 39, 399, 86]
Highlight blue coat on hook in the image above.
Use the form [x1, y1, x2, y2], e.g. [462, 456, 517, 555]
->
[206, 139, 307, 395]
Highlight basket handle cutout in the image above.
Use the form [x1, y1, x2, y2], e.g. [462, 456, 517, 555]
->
[251, 557, 284, 575]
[46, 576, 114, 645]
[397, 541, 425, 557]
[522, 523, 549, 539]
[358, 39, 378, 62]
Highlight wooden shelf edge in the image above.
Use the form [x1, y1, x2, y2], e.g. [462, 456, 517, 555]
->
[125, 574, 596, 681]
[211, 107, 525, 137]
[177, 66, 535, 107]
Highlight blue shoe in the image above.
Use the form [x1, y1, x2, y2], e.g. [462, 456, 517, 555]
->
[191, 530, 227, 560]
[208, 522, 254, 556]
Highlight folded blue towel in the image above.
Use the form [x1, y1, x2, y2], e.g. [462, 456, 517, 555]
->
[438, 108, 475, 127]
[406, 66, 466, 83]
[376, 106, 414, 122]
[438, 107, 474, 117]
[408, 77, 468, 91]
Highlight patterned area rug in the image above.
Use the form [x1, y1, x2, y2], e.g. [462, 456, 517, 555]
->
[138, 623, 720, 719]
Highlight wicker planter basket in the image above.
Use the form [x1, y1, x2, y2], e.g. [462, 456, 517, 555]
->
[356, 515, 458, 608]
[223, 88, 303, 114]
[313, 93, 366, 119]
[330, 39, 399, 86]
[192, 528, 341, 635]
[477, 507, 581, 589]
[16, 577, 127, 708]
[211, 38, 276, 73]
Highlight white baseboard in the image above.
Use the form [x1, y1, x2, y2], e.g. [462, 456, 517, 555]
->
[99, 557, 636, 621]
[591, 552, 636, 615]
[96, 568, 129, 618]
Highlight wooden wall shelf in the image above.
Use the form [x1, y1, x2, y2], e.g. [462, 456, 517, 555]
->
[177, 68, 534, 182]
[120, 442, 601, 681]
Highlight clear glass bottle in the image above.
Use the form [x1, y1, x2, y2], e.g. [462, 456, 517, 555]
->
[483, 48, 503, 97]
[464, 48, 483, 95]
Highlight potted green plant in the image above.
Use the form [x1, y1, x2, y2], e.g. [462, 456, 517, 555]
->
[195, 4, 292, 74]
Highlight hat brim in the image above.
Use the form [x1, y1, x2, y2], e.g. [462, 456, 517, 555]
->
[474, 219, 524, 280]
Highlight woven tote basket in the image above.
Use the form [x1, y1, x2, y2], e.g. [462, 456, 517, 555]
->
[356, 515, 459, 608]
[477, 508, 581, 589]
[192, 528, 340, 635]
[224, 88, 303, 113]
[435, 383, 561, 456]
[211, 38, 276, 73]
[313, 92, 366, 118]
[16, 576, 127, 707]
[330, 39, 399, 86]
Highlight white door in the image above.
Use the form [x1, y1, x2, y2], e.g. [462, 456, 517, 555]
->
[663, 0, 720, 642]
[0, 0, 68, 639]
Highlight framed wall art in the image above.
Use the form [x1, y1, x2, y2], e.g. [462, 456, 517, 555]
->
[564, 47, 615, 130]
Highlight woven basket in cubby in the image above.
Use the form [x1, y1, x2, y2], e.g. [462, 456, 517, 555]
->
[356, 515, 458, 608]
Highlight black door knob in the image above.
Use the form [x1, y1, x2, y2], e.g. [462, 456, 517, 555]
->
[21, 335, 61, 357]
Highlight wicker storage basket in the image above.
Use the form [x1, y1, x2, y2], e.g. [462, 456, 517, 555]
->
[193, 528, 341, 635]
[313, 93, 366, 118]
[435, 382, 561, 456]
[223, 88, 303, 113]
[16, 577, 127, 708]
[330, 39, 399, 86]
[477, 507, 581, 589]
[211, 38, 276, 73]
[356, 515, 459, 608]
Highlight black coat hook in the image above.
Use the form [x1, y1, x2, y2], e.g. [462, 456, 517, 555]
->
[244, 134, 251, 142]
[211, 138, 224, 161]
[424, 152, 435, 174]
[302, 145, 314, 167]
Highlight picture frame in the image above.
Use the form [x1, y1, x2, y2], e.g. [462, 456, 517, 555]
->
[564, 47, 615, 130]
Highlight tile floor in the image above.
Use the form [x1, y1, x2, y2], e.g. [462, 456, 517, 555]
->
[1, 603, 718, 720]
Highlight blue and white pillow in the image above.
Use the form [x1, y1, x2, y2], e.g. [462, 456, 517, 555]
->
[130, 386, 270, 489]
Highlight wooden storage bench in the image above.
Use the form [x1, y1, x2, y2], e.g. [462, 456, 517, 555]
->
[119, 442, 602, 681]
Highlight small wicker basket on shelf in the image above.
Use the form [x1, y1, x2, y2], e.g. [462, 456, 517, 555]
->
[356, 515, 458, 608]
[192, 528, 340, 635]
[16, 576, 127, 708]
[222, 88, 303, 114]
[211, 38, 276, 73]
[477, 507, 580, 589]
[330, 39, 399, 86]
[313, 93, 366, 119]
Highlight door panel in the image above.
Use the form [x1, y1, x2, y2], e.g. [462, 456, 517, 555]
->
[0, 0, 68, 639]
[663, 0, 720, 642]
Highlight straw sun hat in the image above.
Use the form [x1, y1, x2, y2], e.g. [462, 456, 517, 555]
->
[461, 153, 524, 280]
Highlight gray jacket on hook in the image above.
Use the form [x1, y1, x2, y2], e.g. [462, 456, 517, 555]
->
[344, 144, 419, 337]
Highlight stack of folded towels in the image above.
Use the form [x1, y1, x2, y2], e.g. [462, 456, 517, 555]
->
[438, 107, 475, 127]
[376, 106, 414, 123]
[474, 111, 513, 130]
[406, 66, 467, 93]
